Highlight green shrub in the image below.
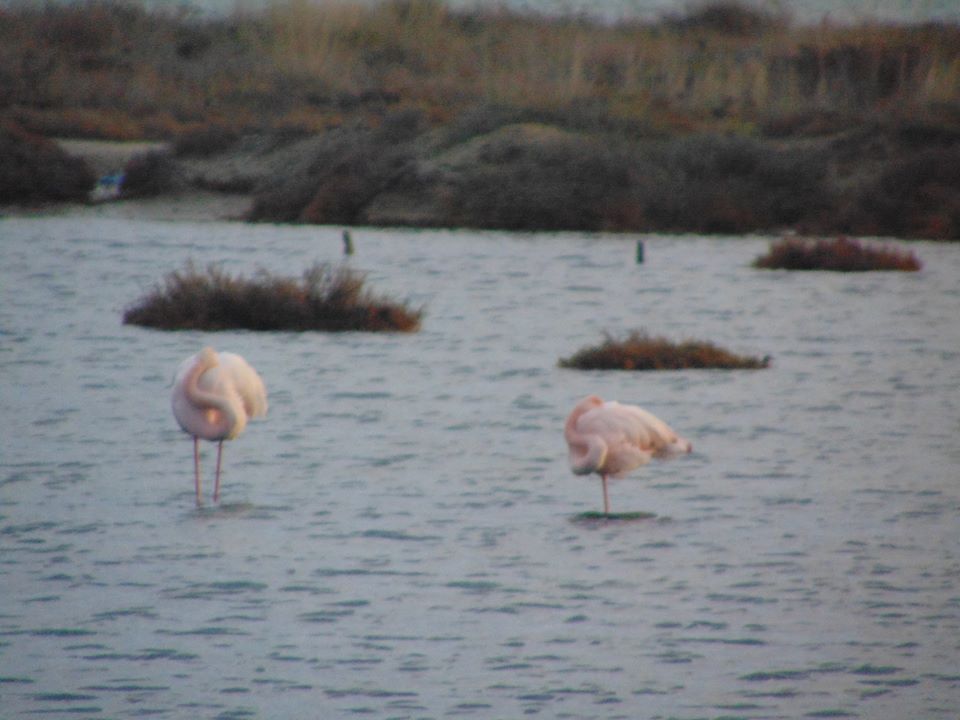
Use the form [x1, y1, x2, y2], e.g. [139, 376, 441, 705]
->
[122, 261, 423, 332]
[559, 331, 770, 370]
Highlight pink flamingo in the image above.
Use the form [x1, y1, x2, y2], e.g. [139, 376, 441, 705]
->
[171, 347, 268, 506]
[564, 394, 692, 515]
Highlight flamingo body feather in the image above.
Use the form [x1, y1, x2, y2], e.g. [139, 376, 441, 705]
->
[564, 394, 691, 514]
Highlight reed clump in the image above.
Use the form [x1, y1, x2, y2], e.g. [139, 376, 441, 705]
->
[559, 331, 770, 370]
[752, 236, 922, 271]
[122, 261, 422, 332]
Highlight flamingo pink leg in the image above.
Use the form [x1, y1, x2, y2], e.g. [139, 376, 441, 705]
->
[193, 436, 203, 506]
[602, 474, 610, 515]
[213, 440, 224, 503]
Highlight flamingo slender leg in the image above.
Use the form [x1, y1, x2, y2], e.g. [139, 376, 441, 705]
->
[602, 474, 610, 515]
[213, 440, 224, 503]
[193, 436, 202, 506]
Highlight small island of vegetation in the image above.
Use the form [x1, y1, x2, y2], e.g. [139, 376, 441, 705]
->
[123, 262, 423, 332]
[753, 236, 922, 271]
[559, 331, 770, 371]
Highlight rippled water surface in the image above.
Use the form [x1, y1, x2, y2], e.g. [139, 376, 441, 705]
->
[2, 217, 958, 719]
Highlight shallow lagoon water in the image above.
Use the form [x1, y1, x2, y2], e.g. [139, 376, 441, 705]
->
[1, 217, 958, 719]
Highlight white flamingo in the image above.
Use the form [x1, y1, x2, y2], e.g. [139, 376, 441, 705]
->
[172, 347, 267, 505]
[564, 395, 691, 515]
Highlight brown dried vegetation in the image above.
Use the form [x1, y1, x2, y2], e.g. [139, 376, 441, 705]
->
[753, 236, 922, 271]
[559, 331, 770, 371]
[122, 261, 423, 332]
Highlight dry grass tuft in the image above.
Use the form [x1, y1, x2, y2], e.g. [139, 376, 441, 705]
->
[559, 330, 770, 370]
[122, 261, 422, 332]
[753, 236, 922, 271]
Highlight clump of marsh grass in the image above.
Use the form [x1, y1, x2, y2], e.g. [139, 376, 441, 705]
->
[752, 236, 922, 271]
[123, 261, 422, 332]
[559, 331, 770, 370]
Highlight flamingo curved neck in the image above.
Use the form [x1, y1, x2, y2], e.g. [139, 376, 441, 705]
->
[569, 435, 607, 475]
[564, 397, 608, 474]
[184, 351, 242, 439]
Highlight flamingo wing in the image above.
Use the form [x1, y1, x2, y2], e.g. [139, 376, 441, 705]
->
[612, 402, 691, 458]
[573, 403, 655, 478]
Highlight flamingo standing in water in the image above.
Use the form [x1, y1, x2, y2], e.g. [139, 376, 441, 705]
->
[564, 394, 692, 515]
[172, 347, 267, 506]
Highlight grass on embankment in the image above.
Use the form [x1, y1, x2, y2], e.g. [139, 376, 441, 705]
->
[2, 0, 957, 142]
[123, 261, 422, 332]
[559, 331, 770, 371]
[753, 236, 922, 271]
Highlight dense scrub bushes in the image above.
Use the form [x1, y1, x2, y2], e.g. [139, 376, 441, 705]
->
[0, 121, 94, 202]
[637, 134, 831, 233]
[120, 150, 183, 197]
[837, 146, 960, 240]
[437, 124, 638, 231]
[243, 117, 837, 232]
[3, 0, 958, 238]
[238, 110, 959, 237]
[246, 117, 423, 224]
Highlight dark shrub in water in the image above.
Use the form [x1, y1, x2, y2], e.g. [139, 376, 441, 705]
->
[753, 236, 921, 271]
[123, 261, 422, 332]
[559, 331, 770, 371]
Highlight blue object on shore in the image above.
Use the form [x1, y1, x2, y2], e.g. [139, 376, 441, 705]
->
[91, 172, 124, 202]
[636, 240, 644, 264]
